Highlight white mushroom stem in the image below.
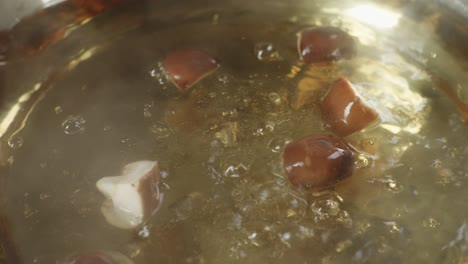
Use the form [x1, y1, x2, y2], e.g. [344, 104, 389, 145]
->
[96, 161, 161, 229]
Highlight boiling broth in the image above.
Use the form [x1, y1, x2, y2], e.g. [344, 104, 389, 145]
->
[2, 0, 468, 263]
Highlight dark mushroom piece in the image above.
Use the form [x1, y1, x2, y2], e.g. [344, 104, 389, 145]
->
[297, 26, 355, 64]
[320, 77, 379, 137]
[162, 49, 219, 91]
[96, 161, 161, 229]
[282, 134, 353, 189]
[63, 251, 133, 264]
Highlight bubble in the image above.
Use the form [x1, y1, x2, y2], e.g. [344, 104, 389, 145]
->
[254, 42, 282, 61]
[150, 123, 172, 139]
[269, 142, 282, 153]
[280, 232, 292, 247]
[62, 115, 86, 135]
[336, 239, 352, 252]
[143, 103, 153, 118]
[8, 136, 23, 149]
[422, 217, 441, 229]
[138, 225, 151, 239]
[253, 128, 265, 137]
[336, 210, 352, 228]
[39, 193, 52, 200]
[385, 180, 403, 193]
[247, 232, 261, 246]
[149, 69, 159, 77]
[54, 106, 63, 114]
[224, 163, 249, 178]
[296, 225, 315, 240]
[221, 109, 239, 120]
[268, 137, 289, 153]
[208, 123, 219, 132]
[311, 198, 340, 220]
[355, 220, 372, 235]
[217, 74, 229, 84]
[376, 176, 403, 193]
[431, 159, 443, 168]
[354, 154, 371, 169]
[383, 221, 403, 234]
[256, 187, 271, 202]
[264, 123, 275, 133]
[253, 122, 276, 137]
[149, 64, 168, 85]
[268, 92, 282, 106]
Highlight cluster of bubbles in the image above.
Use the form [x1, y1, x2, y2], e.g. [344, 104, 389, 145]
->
[62, 115, 86, 135]
[149, 63, 169, 86]
[254, 42, 282, 62]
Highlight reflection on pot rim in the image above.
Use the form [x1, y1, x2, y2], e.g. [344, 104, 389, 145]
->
[346, 4, 401, 29]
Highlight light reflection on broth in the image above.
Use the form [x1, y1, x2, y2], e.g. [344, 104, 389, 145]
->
[2, 0, 468, 263]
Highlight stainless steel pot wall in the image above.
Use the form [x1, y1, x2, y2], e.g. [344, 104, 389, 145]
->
[0, 0, 467, 263]
[1, 0, 467, 123]
[2, 0, 468, 29]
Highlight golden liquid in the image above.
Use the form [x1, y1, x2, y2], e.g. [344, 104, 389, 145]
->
[2, 1, 468, 263]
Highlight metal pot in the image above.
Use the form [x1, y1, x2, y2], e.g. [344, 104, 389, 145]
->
[0, 0, 467, 263]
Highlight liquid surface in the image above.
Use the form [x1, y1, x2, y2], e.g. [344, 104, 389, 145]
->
[2, 1, 468, 263]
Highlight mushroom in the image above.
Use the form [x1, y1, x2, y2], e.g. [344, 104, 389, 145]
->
[62, 251, 133, 264]
[297, 26, 355, 64]
[320, 77, 379, 137]
[96, 161, 161, 229]
[282, 134, 353, 189]
[162, 49, 219, 91]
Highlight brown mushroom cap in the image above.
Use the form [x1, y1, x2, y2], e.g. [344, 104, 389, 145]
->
[162, 49, 219, 91]
[283, 134, 353, 189]
[297, 27, 355, 64]
[320, 77, 379, 137]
